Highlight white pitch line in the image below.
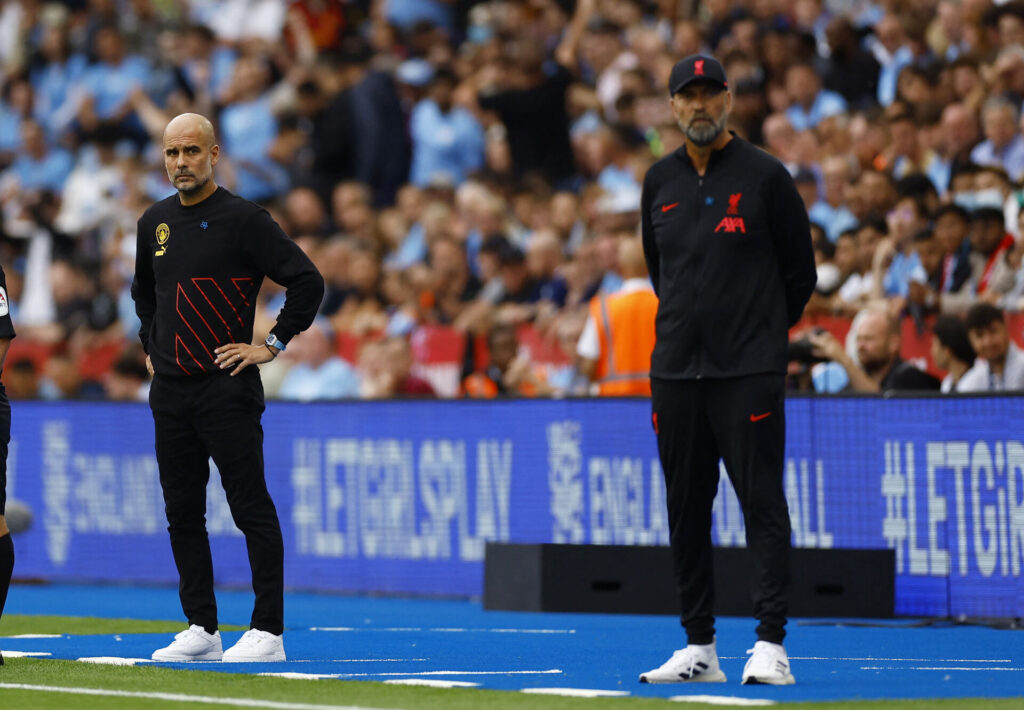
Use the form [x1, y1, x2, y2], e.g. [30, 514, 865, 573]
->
[493, 629, 575, 634]
[335, 669, 563, 678]
[427, 628, 575, 634]
[259, 673, 340, 680]
[284, 659, 430, 663]
[860, 666, 1024, 671]
[669, 696, 776, 706]
[0, 651, 51, 658]
[77, 657, 152, 666]
[383, 679, 480, 688]
[196, 658, 427, 664]
[787, 657, 1011, 663]
[309, 627, 574, 634]
[521, 688, 630, 698]
[3, 633, 63, 639]
[0, 683, 396, 710]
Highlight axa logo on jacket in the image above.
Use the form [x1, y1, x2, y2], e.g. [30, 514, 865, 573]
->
[715, 192, 745, 233]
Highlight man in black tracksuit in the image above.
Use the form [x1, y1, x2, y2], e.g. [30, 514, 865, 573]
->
[0, 265, 15, 667]
[133, 113, 323, 663]
[637, 56, 816, 686]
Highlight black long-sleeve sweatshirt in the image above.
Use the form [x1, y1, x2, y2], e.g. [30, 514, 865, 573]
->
[641, 135, 817, 380]
[132, 187, 324, 377]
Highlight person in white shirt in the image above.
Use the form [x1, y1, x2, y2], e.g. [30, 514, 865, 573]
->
[958, 303, 1024, 391]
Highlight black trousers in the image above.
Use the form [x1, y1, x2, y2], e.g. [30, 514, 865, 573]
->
[651, 374, 790, 645]
[0, 386, 9, 515]
[149, 370, 284, 635]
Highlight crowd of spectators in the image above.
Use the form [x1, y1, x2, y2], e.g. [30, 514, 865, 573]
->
[3, 0, 1024, 400]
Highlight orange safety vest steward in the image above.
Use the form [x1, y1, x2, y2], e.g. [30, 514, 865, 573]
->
[590, 287, 659, 396]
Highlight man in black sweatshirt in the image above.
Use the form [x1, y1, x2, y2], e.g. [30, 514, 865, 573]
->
[638, 56, 816, 686]
[0, 264, 15, 668]
[132, 113, 324, 663]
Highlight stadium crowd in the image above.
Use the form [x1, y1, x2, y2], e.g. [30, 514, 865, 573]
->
[2, 0, 1024, 400]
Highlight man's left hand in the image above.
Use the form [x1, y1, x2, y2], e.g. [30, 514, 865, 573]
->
[808, 329, 845, 362]
[214, 342, 275, 375]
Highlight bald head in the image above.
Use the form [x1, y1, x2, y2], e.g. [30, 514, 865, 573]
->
[856, 307, 901, 375]
[618, 237, 648, 279]
[163, 113, 220, 205]
[164, 113, 216, 147]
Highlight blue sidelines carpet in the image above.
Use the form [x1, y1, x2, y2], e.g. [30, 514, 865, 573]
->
[3, 584, 1023, 703]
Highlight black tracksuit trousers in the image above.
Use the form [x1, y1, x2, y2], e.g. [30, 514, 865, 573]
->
[149, 369, 284, 636]
[651, 374, 790, 646]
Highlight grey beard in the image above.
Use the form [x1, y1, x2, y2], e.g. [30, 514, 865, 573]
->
[683, 116, 725, 146]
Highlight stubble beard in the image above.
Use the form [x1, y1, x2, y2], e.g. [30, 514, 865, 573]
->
[860, 354, 890, 378]
[175, 173, 209, 196]
[682, 114, 726, 147]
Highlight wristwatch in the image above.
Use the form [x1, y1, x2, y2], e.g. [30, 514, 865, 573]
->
[265, 333, 286, 356]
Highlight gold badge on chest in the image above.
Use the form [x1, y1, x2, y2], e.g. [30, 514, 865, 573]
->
[155, 223, 170, 256]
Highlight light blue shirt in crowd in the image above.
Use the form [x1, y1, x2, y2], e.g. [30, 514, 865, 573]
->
[183, 46, 237, 99]
[812, 361, 851, 393]
[598, 271, 624, 295]
[219, 95, 288, 201]
[876, 45, 912, 107]
[80, 56, 151, 118]
[969, 135, 1024, 182]
[809, 201, 858, 242]
[387, 222, 427, 270]
[883, 250, 926, 298]
[785, 90, 848, 131]
[278, 358, 361, 401]
[31, 53, 88, 139]
[0, 102, 21, 153]
[409, 99, 485, 188]
[386, 0, 452, 31]
[4, 148, 74, 192]
[597, 164, 639, 194]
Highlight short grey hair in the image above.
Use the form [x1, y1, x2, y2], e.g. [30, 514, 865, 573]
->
[981, 95, 1019, 125]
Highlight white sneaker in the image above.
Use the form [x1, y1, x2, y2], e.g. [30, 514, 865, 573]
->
[742, 640, 795, 685]
[639, 639, 727, 683]
[223, 628, 286, 662]
[151, 625, 222, 661]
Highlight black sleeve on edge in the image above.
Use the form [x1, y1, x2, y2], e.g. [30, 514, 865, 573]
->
[241, 208, 325, 344]
[0, 265, 16, 340]
[640, 171, 660, 298]
[130, 214, 155, 354]
[765, 164, 817, 326]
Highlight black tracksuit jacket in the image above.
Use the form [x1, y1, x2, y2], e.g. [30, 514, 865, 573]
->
[641, 135, 817, 380]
